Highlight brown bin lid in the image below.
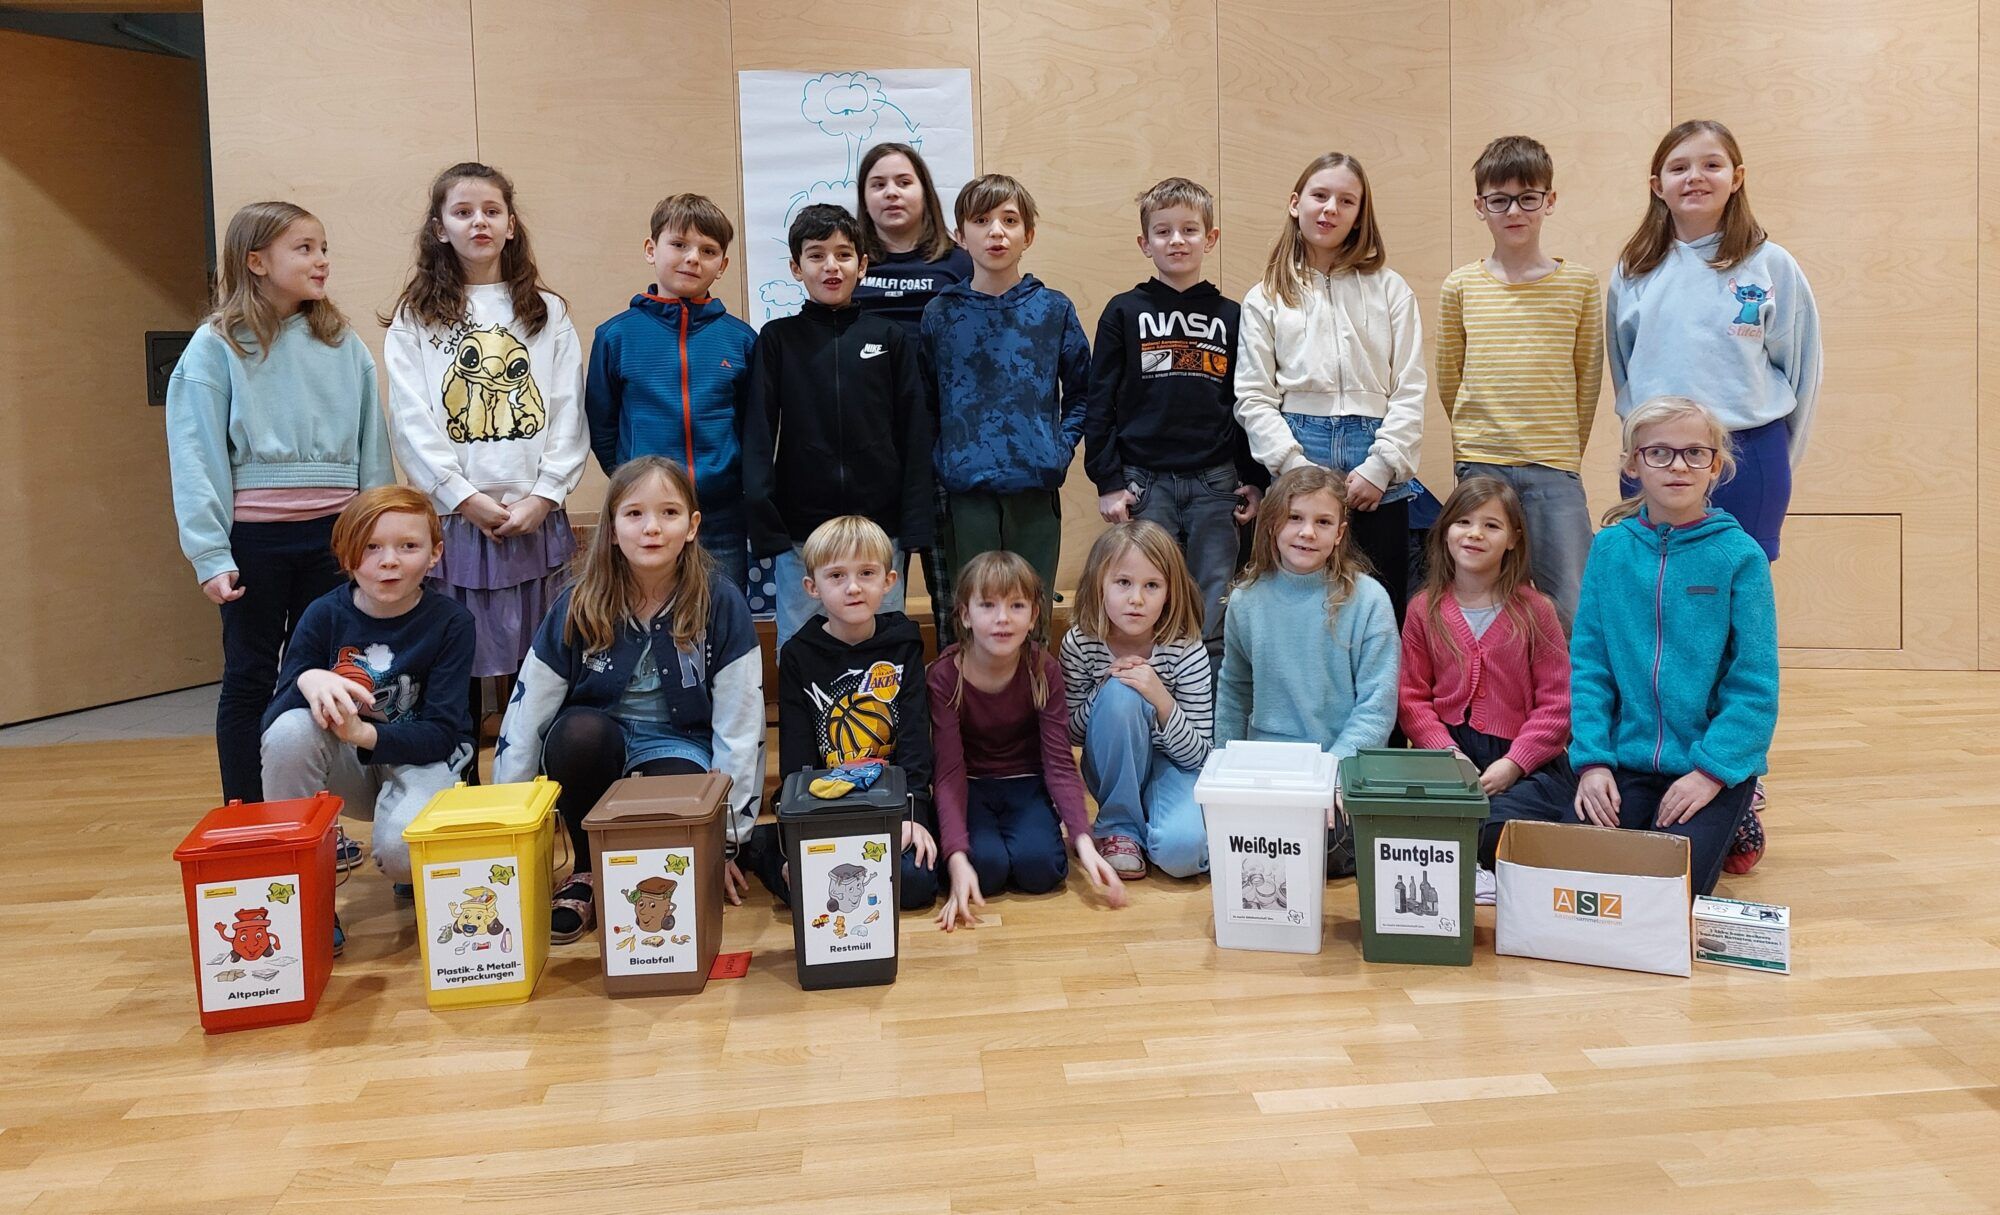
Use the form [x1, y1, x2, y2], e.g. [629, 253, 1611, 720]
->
[581, 772, 731, 829]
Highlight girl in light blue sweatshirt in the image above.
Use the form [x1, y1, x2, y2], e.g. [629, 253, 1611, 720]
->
[1608, 119, 1821, 565]
[167, 202, 392, 809]
[1215, 465, 1399, 876]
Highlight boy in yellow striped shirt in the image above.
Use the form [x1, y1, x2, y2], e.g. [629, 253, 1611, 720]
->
[1437, 136, 1604, 630]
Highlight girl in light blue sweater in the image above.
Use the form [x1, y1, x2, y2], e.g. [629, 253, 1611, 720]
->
[1215, 465, 1399, 875]
[167, 201, 392, 808]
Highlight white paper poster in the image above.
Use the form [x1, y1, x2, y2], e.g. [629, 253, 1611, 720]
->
[196, 873, 305, 1012]
[1372, 836, 1461, 937]
[797, 833, 896, 966]
[422, 856, 525, 991]
[736, 69, 977, 329]
[602, 847, 698, 976]
[1219, 830, 1311, 928]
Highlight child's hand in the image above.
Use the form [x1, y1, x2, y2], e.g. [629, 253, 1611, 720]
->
[1344, 471, 1384, 511]
[1110, 659, 1175, 718]
[1098, 489, 1136, 524]
[903, 819, 938, 869]
[936, 852, 984, 932]
[458, 492, 511, 538]
[330, 712, 378, 750]
[1657, 771, 1722, 827]
[1574, 768, 1620, 827]
[201, 570, 245, 605]
[1479, 758, 1524, 797]
[493, 494, 555, 538]
[1072, 835, 1129, 909]
[1233, 483, 1263, 525]
[722, 859, 749, 906]
[1327, 788, 1346, 831]
[297, 669, 363, 731]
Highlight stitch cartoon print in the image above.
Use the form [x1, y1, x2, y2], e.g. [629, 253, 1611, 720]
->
[1727, 279, 1771, 333]
[442, 324, 546, 442]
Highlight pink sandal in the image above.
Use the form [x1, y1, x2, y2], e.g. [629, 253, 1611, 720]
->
[550, 872, 595, 944]
[1096, 834, 1147, 879]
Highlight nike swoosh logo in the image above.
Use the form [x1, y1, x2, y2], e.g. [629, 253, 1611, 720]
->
[859, 344, 886, 359]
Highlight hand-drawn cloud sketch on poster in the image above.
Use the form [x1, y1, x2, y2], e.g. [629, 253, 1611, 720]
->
[737, 69, 976, 330]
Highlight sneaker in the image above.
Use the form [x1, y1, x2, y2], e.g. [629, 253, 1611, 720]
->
[334, 827, 364, 873]
[1475, 868, 1497, 906]
[550, 873, 596, 945]
[332, 914, 346, 957]
[1096, 834, 1147, 880]
[1724, 801, 1765, 875]
[391, 883, 414, 902]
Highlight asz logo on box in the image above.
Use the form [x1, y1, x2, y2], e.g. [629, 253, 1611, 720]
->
[1138, 311, 1226, 341]
[1552, 887, 1623, 919]
[1228, 835, 1300, 857]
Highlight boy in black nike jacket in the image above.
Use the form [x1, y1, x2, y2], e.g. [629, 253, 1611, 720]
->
[743, 204, 933, 648]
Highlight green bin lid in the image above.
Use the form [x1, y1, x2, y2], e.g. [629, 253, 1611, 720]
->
[1339, 748, 1487, 817]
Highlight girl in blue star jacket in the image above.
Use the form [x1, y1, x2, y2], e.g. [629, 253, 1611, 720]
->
[1564, 396, 1778, 896]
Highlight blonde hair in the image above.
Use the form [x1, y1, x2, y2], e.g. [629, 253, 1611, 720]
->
[1261, 152, 1387, 308]
[1136, 177, 1216, 230]
[330, 486, 440, 573]
[1072, 521, 1204, 646]
[1419, 477, 1558, 661]
[1236, 465, 1373, 629]
[566, 457, 713, 653]
[210, 201, 350, 360]
[1603, 395, 1738, 525]
[1619, 120, 1767, 278]
[945, 551, 1049, 710]
[801, 515, 895, 575]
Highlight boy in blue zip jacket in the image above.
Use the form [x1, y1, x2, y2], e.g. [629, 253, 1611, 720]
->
[1560, 396, 1778, 896]
[920, 174, 1090, 598]
[586, 194, 758, 586]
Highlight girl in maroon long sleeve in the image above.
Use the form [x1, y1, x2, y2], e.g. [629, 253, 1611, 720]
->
[929, 551, 1127, 931]
[1400, 477, 1575, 897]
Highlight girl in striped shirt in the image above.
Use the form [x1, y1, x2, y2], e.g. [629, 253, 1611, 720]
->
[1059, 521, 1215, 879]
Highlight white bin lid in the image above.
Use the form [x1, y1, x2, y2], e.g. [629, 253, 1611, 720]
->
[1194, 740, 1339, 809]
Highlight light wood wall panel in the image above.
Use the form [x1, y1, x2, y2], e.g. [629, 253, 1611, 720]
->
[1447, 0, 1670, 514]
[0, 32, 211, 721]
[1771, 515, 1902, 650]
[978, 0, 1223, 594]
[1982, 0, 2000, 667]
[1675, 0, 1978, 669]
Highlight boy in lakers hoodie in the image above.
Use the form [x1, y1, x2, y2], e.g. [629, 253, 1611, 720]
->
[919, 174, 1090, 596]
[586, 193, 757, 585]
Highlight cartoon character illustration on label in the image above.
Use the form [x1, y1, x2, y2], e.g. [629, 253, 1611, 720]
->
[332, 643, 418, 722]
[664, 853, 689, 876]
[1727, 279, 1771, 327]
[488, 863, 515, 886]
[860, 839, 887, 863]
[826, 862, 876, 913]
[446, 886, 505, 953]
[442, 325, 546, 442]
[265, 881, 295, 905]
[625, 876, 678, 933]
[215, 908, 280, 961]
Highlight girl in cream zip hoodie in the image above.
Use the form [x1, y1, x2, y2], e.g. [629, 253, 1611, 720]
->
[1235, 152, 1427, 621]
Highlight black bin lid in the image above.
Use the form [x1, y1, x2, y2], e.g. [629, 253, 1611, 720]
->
[777, 765, 909, 820]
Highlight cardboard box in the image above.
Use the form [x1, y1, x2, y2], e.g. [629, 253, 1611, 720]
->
[1495, 821, 1691, 977]
[1693, 895, 1791, 974]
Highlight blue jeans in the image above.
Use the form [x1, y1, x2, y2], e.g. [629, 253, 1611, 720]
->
[699, 501, 749, 589]
[1079, 678, 1208, 877]
[1129, 462, 1243, 657]
[1455, 462, 1592, 632]
[964, 776, 1068, 894]
[1282, 413, 1417, 504]
[772, 542, 908, 650]
[1283, 413, 1411, 624]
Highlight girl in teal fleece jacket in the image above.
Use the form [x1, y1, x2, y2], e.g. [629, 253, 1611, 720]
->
[1567, 396, 1778, 896]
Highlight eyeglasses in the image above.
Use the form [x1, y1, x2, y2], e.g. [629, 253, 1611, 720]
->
[1637, 445, 1719, 469]
[1477, 190, 1548, 214]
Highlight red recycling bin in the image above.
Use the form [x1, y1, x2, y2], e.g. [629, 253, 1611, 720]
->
[172, 794, 343, 1034]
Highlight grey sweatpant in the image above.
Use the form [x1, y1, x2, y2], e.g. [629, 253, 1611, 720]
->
[260, 707, 468, 883]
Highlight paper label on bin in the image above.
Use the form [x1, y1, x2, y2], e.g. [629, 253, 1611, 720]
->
[195, 873, 306, 1012]
[1219, 830, 1313, 928]
[1372, 836, 1461, 937]
[422, 855, 527, 991]
[798, 833, 896, 966]
[602, 847, 698, 975]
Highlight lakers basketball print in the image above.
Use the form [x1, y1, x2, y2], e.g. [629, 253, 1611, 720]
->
[441, 323, 547, 443]
[808, 660, 905, 766]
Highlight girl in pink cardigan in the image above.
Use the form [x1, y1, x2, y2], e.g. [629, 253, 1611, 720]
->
[1401, 477, 1575, 900]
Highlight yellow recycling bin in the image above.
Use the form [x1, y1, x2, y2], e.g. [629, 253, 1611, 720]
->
[403, 778, 559, 1010]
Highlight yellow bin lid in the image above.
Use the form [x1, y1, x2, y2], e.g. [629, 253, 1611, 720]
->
[403, 777, 560, 842]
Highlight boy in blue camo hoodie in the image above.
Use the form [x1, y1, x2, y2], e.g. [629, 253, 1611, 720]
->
[920, 174, 1090, 597]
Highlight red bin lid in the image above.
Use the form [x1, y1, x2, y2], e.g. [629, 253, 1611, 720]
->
[172, 793, 345, 860]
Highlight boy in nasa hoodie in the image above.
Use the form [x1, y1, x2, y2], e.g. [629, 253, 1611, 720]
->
[1083, 177, 1266, 655]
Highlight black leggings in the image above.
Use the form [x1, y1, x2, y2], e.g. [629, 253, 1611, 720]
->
[542, 708, 704, 873]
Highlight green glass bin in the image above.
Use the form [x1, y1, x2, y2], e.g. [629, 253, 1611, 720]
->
[1340, 749, 1489, 966]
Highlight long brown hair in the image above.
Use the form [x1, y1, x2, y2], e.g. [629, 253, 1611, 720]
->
[566, 457, 713, 654]
[1261, 152, 1387, 308]
[1603, 396, 1739, 526]
[1072, 521, 1204, 647]
[1617, 120, 1767, 278]
[944, 550, 1050, 710]
[856, 142, 956, 262]
[384, 162, 559, 336]
[1235, 465, 1374, 629]
[209, 201, 350, 359]
[1419, 477, 1558, 662]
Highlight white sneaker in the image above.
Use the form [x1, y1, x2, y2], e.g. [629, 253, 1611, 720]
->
[1475, 868, 1497, 906]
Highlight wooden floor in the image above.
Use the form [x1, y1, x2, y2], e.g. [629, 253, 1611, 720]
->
[4, 670, 1999, 1213]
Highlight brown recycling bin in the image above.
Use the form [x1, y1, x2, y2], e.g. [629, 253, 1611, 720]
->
[582, 773, 729, 997]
